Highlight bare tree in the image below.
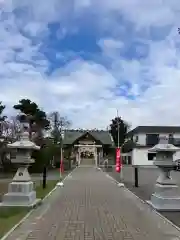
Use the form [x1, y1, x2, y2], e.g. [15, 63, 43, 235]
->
[8, 116, 21, 140]
[0, 102, 7, 137]
[49, 112, 71, 143]
[48, 112, 71, 166]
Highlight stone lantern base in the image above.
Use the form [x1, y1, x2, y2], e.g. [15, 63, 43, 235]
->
[147, 182, 180, 211]
[147, 137, 180, 211]
[0, 167, 41, 208]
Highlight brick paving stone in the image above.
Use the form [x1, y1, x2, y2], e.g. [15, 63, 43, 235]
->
[4, 167, 180, 240]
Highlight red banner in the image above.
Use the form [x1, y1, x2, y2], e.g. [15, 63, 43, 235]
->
[60, 159, 64, 173]
[116, 147, 122, 172]
[116, 165, 120, 172]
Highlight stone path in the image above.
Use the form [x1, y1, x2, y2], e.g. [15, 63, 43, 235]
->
[4, 167, 180, 240]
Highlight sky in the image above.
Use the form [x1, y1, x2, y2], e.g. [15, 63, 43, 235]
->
[0, 0, 180, 129]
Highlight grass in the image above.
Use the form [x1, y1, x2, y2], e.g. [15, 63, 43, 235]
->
[0, 181, 10, 202]
[0, 172, 67, 239]
[0, 207, 29, 239]
[35, 179, 59, 199]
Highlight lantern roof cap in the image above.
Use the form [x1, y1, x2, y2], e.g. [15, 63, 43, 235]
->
[148, 136, 180, 153]
[7, 131, 40, 150]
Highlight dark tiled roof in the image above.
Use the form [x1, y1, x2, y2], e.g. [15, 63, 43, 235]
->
[127, 126, 180, 136]
[63, 130, 114, 145]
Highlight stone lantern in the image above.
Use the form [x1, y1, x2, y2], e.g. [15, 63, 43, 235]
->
[147, 136, 180, 211]
[0, 117, 41, 208]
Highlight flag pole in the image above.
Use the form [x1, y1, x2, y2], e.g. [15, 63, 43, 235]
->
[57, 129, 64, 187]
[60, 140, 63, 179]
[117, 109, 123, 180]
[117, 109, 119, 148]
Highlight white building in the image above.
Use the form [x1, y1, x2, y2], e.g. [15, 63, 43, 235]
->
[122, 126, 180, 166]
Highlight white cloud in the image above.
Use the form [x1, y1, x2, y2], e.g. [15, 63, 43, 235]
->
[98, 38, 124, 58]
[0, 0, 180, 130]
[82, 0, 180, 29]
[23, 22, 49, 38]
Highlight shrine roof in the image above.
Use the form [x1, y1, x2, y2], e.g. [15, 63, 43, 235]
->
[63, 130, 114, 145]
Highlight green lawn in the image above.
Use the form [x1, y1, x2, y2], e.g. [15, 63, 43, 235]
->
[0, 173, 67, 239]
[35, 179, 59, 199]
[0, 207, 29, 238]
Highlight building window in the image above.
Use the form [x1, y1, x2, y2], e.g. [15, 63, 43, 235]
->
[168, 134, 174, 144]
[128, 156, 132, 164]
[148, 153, 156, 161]
[133, 135, 138, 142]
[146, 134, 159, 146]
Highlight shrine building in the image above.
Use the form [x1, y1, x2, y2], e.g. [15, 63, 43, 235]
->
[63, 130, 114, 166]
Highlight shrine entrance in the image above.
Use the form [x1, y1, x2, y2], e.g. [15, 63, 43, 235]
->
[80, 146, 95, 165]
[74, 144, 102, 166]
[80, 151, 94, 159]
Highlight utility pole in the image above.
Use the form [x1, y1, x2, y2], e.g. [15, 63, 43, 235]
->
[54, 112, 58, 145]
[52, 112, 58, 168]
[60, 119, 63, 179]
[56, 116, 65, 187]
[60, 134, 63, 179]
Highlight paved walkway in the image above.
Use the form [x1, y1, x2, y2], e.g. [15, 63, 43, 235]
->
[4, 167, 180, 240]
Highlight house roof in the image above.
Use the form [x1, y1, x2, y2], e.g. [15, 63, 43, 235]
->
[127, 126, 180, 136]
[63, 130, 114, 145]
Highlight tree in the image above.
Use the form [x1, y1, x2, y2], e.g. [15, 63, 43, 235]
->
[49, 112, 71, 166]
[13, 99, 39, 117]
[33, 109, 50, 144]
[0, 102, 15, 172]
[109, 116, 130, 147]
[13, 99, 50, 143]
[49, 111, 71, 144]
[13, 99, 39, 139]
[13, 99, 51, 172]
[0, 102, 7, 137]
[8, 116, 21, 140]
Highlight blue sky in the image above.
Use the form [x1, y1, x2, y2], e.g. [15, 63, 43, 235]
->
[0, 0, 180, 129]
